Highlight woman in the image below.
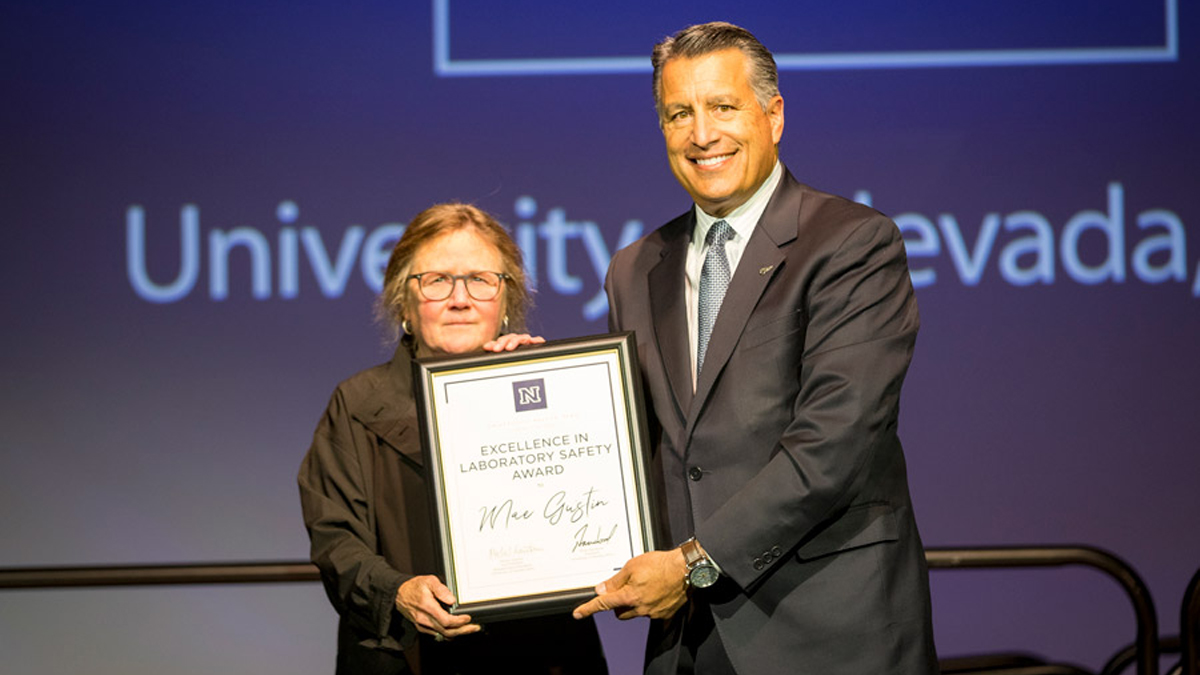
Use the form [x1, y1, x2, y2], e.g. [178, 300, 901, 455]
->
[299, 203, 608, 674]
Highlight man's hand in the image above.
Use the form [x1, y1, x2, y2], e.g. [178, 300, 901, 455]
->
[572, 548, 689, 621]
[395, 575, 481, 641]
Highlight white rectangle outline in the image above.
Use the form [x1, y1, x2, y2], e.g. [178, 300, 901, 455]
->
[433, 0, 1177, 76]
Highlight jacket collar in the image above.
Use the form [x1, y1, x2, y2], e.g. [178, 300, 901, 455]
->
[685, 171, 800, 435]
[652, 168, 804, 440]
[354, 342, 422, 465]
[648, 212, 697, 424]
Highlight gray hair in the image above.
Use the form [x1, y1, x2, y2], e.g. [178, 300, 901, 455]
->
[652, 22, 780, 122]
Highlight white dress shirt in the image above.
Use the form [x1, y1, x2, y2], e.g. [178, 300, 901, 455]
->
[685, 161, 783, 388]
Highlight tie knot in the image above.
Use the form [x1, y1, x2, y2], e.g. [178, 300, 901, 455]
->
[706, 220, 734, 247]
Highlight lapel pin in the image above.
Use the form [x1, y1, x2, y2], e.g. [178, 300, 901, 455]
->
[759, 265, 774, 276]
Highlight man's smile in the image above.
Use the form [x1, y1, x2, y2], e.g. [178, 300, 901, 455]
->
[693, 153, 734, 167]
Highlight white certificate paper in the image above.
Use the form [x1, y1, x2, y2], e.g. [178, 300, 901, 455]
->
[415, 333, 659, 620]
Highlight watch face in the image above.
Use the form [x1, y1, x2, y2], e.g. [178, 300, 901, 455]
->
[689, 564, 719, 589]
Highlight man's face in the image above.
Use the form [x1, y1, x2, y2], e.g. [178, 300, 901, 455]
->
[659, 49, 784, 218]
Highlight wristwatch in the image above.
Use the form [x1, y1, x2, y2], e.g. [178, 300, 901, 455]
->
[681, 537, 719, 589]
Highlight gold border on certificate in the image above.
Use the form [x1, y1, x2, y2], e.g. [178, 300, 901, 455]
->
[413, 332, 662, 622]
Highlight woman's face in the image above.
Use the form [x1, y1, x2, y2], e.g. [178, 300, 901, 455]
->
[405, 227, 506, 357]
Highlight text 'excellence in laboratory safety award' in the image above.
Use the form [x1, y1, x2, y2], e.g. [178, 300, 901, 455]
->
[413, 332, 662, 622]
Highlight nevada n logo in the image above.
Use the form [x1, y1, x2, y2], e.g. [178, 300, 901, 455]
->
[512, 379, 548, 412]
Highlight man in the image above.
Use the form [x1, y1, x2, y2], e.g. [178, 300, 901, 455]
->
[573, 22, 938, 674]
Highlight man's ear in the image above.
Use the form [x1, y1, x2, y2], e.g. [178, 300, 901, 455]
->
[769, 95, 785, 145]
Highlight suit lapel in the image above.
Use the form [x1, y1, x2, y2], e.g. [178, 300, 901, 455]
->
[648, 216, 695, 423]
[685, 172, 803, 436]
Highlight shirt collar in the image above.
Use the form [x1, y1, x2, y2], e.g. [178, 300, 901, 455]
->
[691, 161, 783, 246]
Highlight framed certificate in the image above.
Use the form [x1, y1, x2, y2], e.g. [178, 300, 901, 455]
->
[413, 332, 662, 622]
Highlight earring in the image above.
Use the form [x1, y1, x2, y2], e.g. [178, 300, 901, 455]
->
[402, 319, 412, 335]
[502, 315, 509, 334]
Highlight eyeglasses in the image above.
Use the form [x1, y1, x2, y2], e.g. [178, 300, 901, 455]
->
[407, 271, 508, 301]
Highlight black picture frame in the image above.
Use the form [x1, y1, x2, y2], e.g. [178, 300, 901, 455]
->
[412, 331, 662, 622]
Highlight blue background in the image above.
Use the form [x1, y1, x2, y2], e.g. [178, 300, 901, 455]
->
[2, 1, 1197, 672]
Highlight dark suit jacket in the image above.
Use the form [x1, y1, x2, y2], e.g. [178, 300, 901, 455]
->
[298, 344, 606, 675]
[605, 168, 938, 674]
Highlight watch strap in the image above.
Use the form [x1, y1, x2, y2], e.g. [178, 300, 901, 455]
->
[681, 537, 705, 567]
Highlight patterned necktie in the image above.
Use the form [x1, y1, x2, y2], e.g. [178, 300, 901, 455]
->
[697, 220, 735, 372]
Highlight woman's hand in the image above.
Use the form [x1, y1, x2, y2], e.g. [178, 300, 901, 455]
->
[483, 333, 545, 352]
[395, 575, 480, 641]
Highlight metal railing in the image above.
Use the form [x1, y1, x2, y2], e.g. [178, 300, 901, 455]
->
[0, 545, 1172, 675]
[1182, 565, 1200, 675]
[0, 560, 319, 588]
[924, 546, 1159, 675]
